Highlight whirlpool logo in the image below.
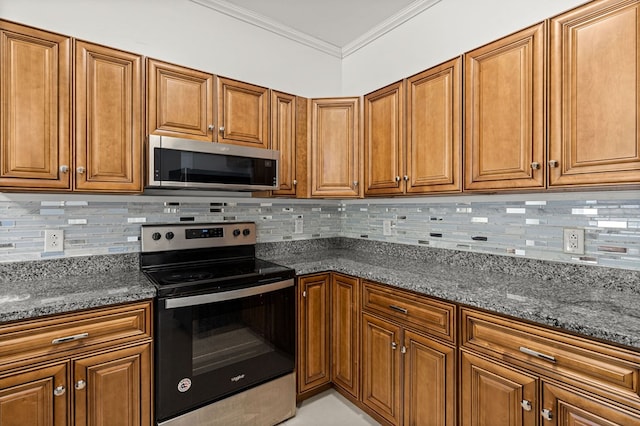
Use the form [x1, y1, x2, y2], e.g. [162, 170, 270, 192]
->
[230, 374, 246, 383]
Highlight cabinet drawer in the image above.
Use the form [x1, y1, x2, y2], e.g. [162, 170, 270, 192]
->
[362, 281, 455, 343]
[0, 301, 152, 370]
[461, 308, 640, 410]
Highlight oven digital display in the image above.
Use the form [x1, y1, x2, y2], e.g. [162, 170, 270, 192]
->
[185, 228, 224, 239]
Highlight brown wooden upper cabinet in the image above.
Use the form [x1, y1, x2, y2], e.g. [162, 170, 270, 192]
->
[364, 57, 462, 196]
[406, 56, 462, 194]
[0, 20, 71, 190]
[147, 59, 270, 149]
[311, 97, 361, 198]
[146, 58, 214, 141]
[464, 22, 546, 191]
[75, 40, 143, 192]
[217, 76, 270, 149]
[0, 21, 143, 193]
[549, 0, 640, 187]
[271, 91, 297, 196]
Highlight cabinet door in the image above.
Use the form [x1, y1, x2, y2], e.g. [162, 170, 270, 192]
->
[404, 330, 456, 426]
[407, 56, 462, 194]
[464, 23, 546, 191]
[0, 21, 71, 190]
[0, 362, 68, 426]
[147, 58, 214, 141]
[542, 382, 640, 426]
[73, 342, 152, 426]
[75, 41, 143, 192]
[216, 76, 269, 148]
[330, 273, 360, 399]
[271, 91, 297, 196]
[297, 274, 330, 394]
[364, 81, 404, 196]
[361, 313, 402, 425]
[549, 0, 640, 187]
[311, 97, 361, 197]
[460, 350, 538, 426]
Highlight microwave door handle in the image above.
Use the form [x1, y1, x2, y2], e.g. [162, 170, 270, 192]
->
[164, 278, 294, 309]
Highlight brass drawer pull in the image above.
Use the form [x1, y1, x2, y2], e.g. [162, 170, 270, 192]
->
[52, 332, 89, 345]
[389, 305, 408, 315]
[519, 346, 556, 363]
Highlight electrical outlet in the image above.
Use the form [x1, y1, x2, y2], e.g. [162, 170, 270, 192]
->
[294, 216, 303, 234]
[44, 229, 64, 252]
[383, 220, 392, 236]
[563, 228, 585, 254]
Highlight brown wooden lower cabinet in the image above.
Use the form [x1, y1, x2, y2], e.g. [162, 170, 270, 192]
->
[297, 275, 640, 425]
[361, 312, 403, 425]
[0, 301, 153, 426]
[0, 362, 68, 426]
[330, 273, 360, 399]
[460, 350, 538, 426]
[361, 312, 457, 426]
[542, 382, 640, 426]
[73, 342, 152, 426]
[297, 273, 331, 395]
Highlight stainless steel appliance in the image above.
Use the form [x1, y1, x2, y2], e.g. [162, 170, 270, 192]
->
[146, 135, 280, 192]
[141, 222, 296, 426]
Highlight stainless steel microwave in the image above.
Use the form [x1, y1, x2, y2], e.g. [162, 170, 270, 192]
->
[146, 135, 279, 191]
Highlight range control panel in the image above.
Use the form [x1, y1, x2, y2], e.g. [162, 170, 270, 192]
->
[141, 222, 256, 253]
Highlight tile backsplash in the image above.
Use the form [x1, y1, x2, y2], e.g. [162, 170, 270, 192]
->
[0, 192, 638, 270]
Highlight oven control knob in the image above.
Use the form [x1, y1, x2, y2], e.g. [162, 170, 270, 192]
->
[233, 229, 241, 237]
[243, 228, 251, 236]
[165, 232, 174, 240]
[152, 232, 162, 241]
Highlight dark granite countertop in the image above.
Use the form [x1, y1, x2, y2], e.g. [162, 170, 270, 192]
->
[259, 239, 640, 351]
[0, 254, 155, 323]
[1, 238, 638, 352]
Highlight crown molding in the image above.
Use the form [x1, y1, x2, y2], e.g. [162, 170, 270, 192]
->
[190, 0, 342, 58]
[342, 0, 442, 57]
[190, 0, 443, 59]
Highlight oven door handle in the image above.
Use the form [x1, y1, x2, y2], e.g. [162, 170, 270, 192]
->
[163, 278, 294, 309]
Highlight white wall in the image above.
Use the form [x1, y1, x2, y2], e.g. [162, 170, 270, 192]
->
[0, 0, 342, 97]
[341, 0, 589, 95]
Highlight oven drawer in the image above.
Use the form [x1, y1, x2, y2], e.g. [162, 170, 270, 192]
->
[0, 301, 152, 370]
[461, 307, 640, 409]
[362, 280, 455, 343]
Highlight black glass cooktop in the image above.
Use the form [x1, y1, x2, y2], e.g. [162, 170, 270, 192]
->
[144, 257, 295, 297]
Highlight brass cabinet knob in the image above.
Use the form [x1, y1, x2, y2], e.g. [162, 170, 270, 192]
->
[76, 167, 86, 174]
[59, 165, 69, 173]
[531, 162, 540, 170]
[75, 380, 86, 390]
[548, 160, 559, 168]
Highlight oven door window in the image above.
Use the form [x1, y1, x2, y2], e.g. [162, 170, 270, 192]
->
[155, 285, 295, 422]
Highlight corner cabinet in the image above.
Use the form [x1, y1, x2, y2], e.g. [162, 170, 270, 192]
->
[310, 97, 361, 198]
[297, 273, 331, 396]
[330, 273, 360, 400]
[0, 301, 153, 426]
[0, 20, 71, 190]
[549, 0, 640, 187]
[74, 40, 143, 192]
[464, 22, 546, 191]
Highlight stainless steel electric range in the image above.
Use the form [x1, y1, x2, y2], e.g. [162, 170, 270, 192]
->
[140, 222, 296, 426]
